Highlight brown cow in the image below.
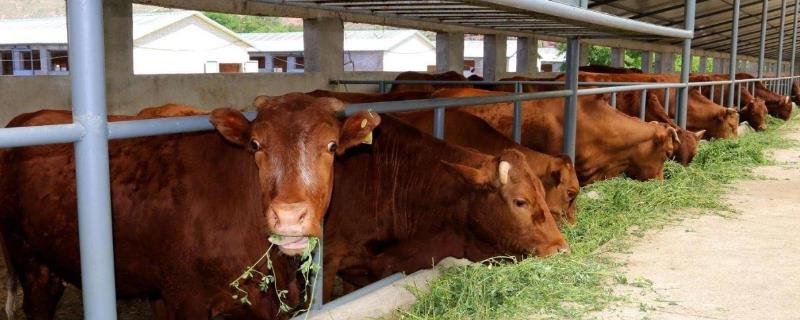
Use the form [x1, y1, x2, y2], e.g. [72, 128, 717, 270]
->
[137, 103, 209, 118]
[393, 110, 580, 225]
[389, 71, 469, 93]
[606, 90, 704, 165]
[579, 65, 643, 74]
[432, 88, 679, 185]
[690, 74, 768, 131]
[323, 115, 567, 300]
[792, 79, 800, 105]
[735, 73, 793, 120]
[306, 89, 432, 103]
[571, 72, 739, 140]
[488, 76, 701, 166]
[307, 89, 580, 224]
[0, 93, 379, 319]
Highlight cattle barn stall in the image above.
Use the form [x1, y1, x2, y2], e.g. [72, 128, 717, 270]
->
[1, 0, 800, 318]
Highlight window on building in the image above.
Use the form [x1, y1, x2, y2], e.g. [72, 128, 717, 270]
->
[272, 56, 288, 72]
[464, 60, 476, 71]
[50, 50, 69, 72]
[252, 56, 266, 69]
[541, 64, 553, 72]
[294, 57, 304, 70]
[18, 50, 40, 71]
[1, 51, 12, 75]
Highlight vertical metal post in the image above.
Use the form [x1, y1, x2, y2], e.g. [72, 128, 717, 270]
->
[311, 231, 323, 310]
[729, 0, 741, 108]
[639, 89, 648, 121]
[378, 80, 387, 94]
[512, 82, 523, 143]
[721, 85, 725, 106]
[433, 107, 445, 139]
[758, 0, 769, 78]
[778, 0, 788, 85]
[611, 92, 617, 108]
[678, 0, 696, 129]
[792, 0, 799, 86]
[563, 37, 580, 162]
[710, 85, 715, 102]
[737, 83, 743, 108]
[664, 88, 671, 113]
[67, 0, 118, 319]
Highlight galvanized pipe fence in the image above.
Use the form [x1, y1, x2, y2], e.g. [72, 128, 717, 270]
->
[4, 0, 800, 318]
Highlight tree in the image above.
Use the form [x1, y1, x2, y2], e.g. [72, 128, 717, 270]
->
[204, 12, 302, 33]
[555, 44, 643, 70]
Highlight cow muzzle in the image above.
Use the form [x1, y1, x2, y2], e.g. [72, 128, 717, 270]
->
[268, 202, 316, 255]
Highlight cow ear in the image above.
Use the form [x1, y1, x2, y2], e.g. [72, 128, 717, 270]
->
[338, 110, 381, 154]
[694, 130, 706, 140]
[549, 166, 562, 184]
[252, 95, 270, 109]
[209, 108, 251, 146]
[441, 160, 491, 186]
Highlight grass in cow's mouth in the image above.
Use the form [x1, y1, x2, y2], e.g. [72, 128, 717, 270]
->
[400, 116, 795, 320]
[229, 237, 320, 315]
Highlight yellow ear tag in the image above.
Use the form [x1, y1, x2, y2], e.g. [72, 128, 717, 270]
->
[360, 119, 368, 128]
[361, 131, 373, 145]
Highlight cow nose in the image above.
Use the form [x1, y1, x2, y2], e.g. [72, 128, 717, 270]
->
[269, 202, 310, 235]
[558, 245, 571, 255]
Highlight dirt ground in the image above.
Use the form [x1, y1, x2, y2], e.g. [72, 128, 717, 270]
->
[594, 127, 800, 319]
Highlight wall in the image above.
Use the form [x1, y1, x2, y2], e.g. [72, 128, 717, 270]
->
[343, 51, 382, 71]
[382, 35, 435, 72]
[133, 16, 251, 74]
[0, 72, 328, 123]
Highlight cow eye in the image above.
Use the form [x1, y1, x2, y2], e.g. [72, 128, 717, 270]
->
[327, 141, 338, 153]
[513, 198, 529, 208]
[249, 139, 262, 151]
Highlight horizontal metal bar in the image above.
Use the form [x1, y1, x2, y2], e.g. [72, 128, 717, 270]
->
[107, 113, 256, 140]
[576, 83, 686, 95]
[474, 0, 694, 39]
[0, 123, 85, 148]
[345, 90, 572, 115]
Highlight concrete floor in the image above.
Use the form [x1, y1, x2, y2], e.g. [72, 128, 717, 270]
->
[594, 126, 800, 320]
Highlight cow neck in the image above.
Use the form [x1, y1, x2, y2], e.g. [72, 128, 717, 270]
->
[369, 115, 489, 236]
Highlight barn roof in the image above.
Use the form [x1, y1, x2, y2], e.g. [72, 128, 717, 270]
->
[241, 29, 434, 53]
[0, 10, 254, 47]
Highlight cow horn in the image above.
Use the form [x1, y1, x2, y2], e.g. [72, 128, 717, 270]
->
[668, 127, 680, 144]
[498, 161, 511, 185]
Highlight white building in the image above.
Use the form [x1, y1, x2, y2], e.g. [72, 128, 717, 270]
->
[241, 29, 436, 72]
[464, 39, 566, 75]
[0, 11, 256, 76]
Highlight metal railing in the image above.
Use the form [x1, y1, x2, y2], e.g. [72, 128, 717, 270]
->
[299, 72, 800, 316]
[5, 0, 800, 318]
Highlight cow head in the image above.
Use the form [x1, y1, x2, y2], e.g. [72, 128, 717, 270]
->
[792, 81, 800, 105]
[443, 150, 568, 257]
[739, 97, 768, 131]
[627, 124, 679, 180]
[210, 93, 381, 256]
[671, 128, 704, 166]
[543, 155, 580, 225]
[720, 108, 740, 138]
[776, 96, 794, 120]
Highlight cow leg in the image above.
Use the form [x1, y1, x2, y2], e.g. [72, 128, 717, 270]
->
[19, 264, 64, 320]
[150, 298, 174, 320]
